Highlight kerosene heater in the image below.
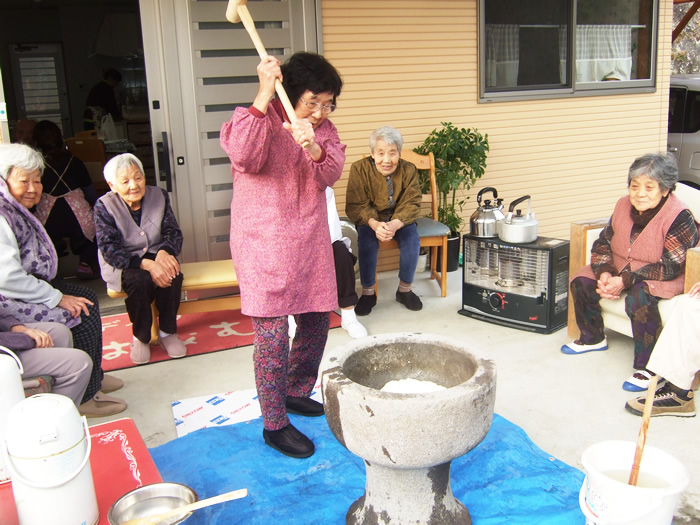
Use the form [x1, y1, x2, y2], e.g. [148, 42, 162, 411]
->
[458, 234, 570, 333]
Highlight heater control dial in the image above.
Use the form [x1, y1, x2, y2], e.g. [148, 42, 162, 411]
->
[488, 292, 504, 309]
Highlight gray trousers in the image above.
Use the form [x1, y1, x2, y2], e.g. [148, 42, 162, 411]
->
[18, 322, 93, 407]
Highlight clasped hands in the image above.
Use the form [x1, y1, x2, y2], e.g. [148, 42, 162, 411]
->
[596, 272, 624, 300]
[370, 218, 403, 242]
[142, 250, 181, 288]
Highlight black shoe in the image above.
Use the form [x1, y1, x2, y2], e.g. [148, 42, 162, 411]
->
[355, 294, 377, 316]
[396, 290, 423, 311]
[286, 396, 324, 417]
[263, 424, 314, 458]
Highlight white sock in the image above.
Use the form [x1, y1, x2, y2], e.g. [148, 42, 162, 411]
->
[159, 329, 173, 339]
[341, 308, 357, 322]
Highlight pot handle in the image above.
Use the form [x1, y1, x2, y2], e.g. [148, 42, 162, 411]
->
[477, 187, 499, 205]
[0, 345, 24, 375]
[3, 415, 92, 489]
[507, 195, 532, 214]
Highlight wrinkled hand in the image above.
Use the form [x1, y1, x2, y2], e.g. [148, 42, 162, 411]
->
[256, 55, 281, 102]
[373, 221, 395, 242]
[58, 294, 93, 318]
[142, 258, 177, 288]
[283, 118, 316, 148]
[155, 250, 180, 278]
[596, 272, 623, 300]
[11, 325, 53, 348]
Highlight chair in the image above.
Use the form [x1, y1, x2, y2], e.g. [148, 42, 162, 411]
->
[65, 136, 108, 193]
[567, 182, 700, 339]
[75, 130, 98, 138]
[375, 150, 450, 297]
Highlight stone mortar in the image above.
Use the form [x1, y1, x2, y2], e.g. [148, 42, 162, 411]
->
[322, 332, 497, 524]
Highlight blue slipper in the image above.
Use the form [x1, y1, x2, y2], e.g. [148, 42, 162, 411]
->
[622, 370, 661, 392]
[560, 339, 608, 355]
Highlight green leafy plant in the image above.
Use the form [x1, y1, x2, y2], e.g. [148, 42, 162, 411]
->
[413, 122, 489, 233]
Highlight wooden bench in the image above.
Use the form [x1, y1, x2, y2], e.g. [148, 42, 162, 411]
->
[107, 259, 240, 343]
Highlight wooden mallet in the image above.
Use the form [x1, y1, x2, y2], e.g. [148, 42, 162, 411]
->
[225, 0, 299, 126]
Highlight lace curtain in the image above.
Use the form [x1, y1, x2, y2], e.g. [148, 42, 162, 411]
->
[485, 24, 633, 87]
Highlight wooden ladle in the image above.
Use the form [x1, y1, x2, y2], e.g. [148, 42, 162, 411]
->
[628, 375, 659, 485]
[120, 488, 248, 525]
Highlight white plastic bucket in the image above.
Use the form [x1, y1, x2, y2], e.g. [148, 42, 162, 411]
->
[3, 394, 98, 525]
[579, 440, 689, 525]
[0, 348, 25, 482]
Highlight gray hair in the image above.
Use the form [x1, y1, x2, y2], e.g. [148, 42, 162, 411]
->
[369, 126, 403, 153]
[628, 152, 679, 192]
[103, 153, 144, 185]
[0, 143, 44, 181]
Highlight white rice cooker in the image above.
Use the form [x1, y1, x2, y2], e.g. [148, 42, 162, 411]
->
[4, 393, 99, 525]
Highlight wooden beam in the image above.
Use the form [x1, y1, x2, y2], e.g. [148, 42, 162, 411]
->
[673, 0, 700, 41]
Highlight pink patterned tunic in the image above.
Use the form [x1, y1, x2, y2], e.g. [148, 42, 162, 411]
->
[220, 100, 346, 317]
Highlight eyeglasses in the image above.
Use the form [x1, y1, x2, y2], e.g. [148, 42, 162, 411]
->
[299, 97, 336, 114]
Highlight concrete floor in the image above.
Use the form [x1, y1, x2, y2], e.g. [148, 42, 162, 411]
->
[72, 263, 699, 523]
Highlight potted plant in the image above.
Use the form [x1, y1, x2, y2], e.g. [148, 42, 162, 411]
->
[413, 122, 489, 270]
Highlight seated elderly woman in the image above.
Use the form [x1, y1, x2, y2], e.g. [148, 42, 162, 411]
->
[95, 153, 186, 365]
[0, 143, 125, 417]
[1, 313, 93, 407]
[33, 120, 99, 279]
[345, 126, 423, 315]
[563, 152, 699, 392]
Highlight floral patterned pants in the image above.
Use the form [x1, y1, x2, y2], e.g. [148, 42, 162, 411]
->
[251, 312, 330, 431]
[570, 277, 662, 369]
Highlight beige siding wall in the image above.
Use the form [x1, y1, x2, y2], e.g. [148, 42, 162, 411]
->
[322, 0, 674, 242]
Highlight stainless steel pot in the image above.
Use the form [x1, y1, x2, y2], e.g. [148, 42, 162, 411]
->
[498, 195, 538, 244]
[470, 187, 505, 238]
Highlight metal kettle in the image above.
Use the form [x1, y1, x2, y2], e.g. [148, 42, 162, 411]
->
[498, 195, 539, 244]
[470, 187, 505, 238]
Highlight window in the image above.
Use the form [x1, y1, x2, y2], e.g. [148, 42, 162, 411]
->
[480, 0, 657, 101]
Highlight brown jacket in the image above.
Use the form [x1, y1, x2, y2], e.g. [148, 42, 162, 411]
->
[345, 157, 421, 227]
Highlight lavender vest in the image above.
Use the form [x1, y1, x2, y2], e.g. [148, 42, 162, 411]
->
[0, 178, 77, 327]
[97, 186, 169, 292]
[576, 194, 691, 299]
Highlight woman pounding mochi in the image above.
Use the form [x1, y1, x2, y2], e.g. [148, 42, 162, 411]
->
[220, 52, 345, 458]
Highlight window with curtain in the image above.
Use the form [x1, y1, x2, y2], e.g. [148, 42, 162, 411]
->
[480, 0, 657, 101]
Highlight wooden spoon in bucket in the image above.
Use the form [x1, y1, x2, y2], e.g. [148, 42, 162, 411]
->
[120, 488, 247, 525]
[628, 375, 659, 485]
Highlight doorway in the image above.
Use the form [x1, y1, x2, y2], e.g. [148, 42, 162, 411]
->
[0, 0, 322, 262]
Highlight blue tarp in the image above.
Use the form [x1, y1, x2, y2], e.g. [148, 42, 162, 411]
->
[150, 414, 585, 524]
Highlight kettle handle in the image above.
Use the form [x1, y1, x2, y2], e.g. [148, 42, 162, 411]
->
[508, 195, 532, 214]
[477, 187, 499, 205]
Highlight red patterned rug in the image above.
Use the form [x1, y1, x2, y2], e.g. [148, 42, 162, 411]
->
[101, 310, 342, 372]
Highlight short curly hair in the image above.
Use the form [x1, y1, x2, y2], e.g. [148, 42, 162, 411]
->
[281, 52, 343, 109]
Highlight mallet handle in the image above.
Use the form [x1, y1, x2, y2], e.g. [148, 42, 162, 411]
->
[237, 5, 298, 124]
